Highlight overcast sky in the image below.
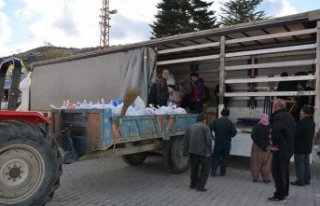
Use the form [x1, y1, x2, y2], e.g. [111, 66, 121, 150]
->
[0, 0, 320, 56]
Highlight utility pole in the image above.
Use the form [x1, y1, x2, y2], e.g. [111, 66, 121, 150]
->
[100, 0, 117, 49]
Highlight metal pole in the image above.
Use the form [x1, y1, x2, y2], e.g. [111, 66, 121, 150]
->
[314, 21, 320, 141]
[218, 36, 226, 117]
[100, 0, 110, 49]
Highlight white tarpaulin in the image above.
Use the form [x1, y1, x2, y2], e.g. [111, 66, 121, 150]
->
[31, 47, 156, 111]
[120, 47, 156, 102]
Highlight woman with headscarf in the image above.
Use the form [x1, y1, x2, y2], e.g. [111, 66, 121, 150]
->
[250, 114, 272, 183]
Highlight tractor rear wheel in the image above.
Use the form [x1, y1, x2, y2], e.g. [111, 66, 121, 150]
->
[122, 152, 148, 166]
[163, 135, 189, 174]
[0, 121, 62, 206]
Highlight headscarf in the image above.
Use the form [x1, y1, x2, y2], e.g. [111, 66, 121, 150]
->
[258, 114, 269, 126]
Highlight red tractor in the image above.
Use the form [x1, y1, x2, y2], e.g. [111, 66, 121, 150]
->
[0, 58, 62, 206]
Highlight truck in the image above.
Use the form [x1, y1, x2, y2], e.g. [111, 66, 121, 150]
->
[1, 8, 320, 206]
[30, 9, 320, 160]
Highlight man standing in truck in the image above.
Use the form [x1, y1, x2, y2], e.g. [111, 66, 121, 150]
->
[183, 113, 212, 192]
[156, 70, 169, 106]
[190, 73, 206, 113]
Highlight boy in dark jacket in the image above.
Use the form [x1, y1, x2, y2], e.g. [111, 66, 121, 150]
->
[209, 108, 237, 176]
[291, 105, 315, 186]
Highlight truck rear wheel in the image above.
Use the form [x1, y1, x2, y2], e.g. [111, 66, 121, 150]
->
[163, 136, 189, 174]
[0, 121, 62, 206]
[122, 152, 148, 166]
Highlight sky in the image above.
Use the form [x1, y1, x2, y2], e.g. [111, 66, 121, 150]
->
[0, 0, 320, 57]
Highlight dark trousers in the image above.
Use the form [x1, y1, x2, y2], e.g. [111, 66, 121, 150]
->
[272, 152, 290, 199]
[190, 154, 211, 189]
[211, 143, 231, 176]
[294, 154, 311, 185]
[193, 101, 203, 113]
[157, 98, 167, 106]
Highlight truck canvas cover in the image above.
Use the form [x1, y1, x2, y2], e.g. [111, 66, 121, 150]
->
[31, 47, 156, 111]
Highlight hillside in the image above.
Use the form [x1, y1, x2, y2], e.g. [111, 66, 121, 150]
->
[1, 46, 99, 69]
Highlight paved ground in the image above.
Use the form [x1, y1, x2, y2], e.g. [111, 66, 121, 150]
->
[47, 155, 320, 206]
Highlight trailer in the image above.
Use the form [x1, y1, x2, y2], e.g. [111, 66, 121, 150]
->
[51, 109, 197, 173]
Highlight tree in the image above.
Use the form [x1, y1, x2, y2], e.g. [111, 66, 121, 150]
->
[150, 0, 193, 38]
[150, 0, 218, 38]
[220, 0, 268, 26]
[190, 0, 218, 31]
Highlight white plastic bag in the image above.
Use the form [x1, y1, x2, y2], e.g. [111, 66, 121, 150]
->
[133, 96, 146, 110]
[125, 106, 139, 116]
[173, 107, 187, 114]
[112, 103, 123, 116]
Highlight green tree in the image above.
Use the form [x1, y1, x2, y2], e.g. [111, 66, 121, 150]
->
[150, 0, 218, 38]
[150, 0, 193, 38]
[220, 0, 268, 26]
[190, 0, 218, 30]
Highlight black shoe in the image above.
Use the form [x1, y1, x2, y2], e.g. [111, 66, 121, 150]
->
[305, 182, 310, 185]
[196, 188, 207, 192]
[290, 181, 304, 186]
[263, 180, 271, 184]
[252, 179, 258, 182]
[267, 197, 287, 203]
[190, 185, 195, 189]
[211, 173, 216, 177]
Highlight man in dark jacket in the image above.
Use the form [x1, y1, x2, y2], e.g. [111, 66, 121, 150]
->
[209, 108, 237, 176]
[268, 99, 295, 203]
[291, 105, 315, 186]
[183, 114, 212, 192]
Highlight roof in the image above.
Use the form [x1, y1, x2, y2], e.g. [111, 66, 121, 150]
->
[31, 9, 320, 68]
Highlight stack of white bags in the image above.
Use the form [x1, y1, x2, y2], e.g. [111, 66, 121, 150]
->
[50, 96, 187, 116]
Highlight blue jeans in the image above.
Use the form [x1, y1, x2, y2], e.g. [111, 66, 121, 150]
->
[211, 143, 231, 176]
[294, 154, 311, 185]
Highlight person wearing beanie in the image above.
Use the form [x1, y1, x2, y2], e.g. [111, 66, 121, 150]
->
[183, 113, 212, 192]
[221, 108, 230, 117]
[209, 107, 237, 177]
[250, 114, 272, 183]
[291, 105, 315, 186]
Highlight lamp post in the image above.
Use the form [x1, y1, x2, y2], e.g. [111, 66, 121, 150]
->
[100, 0, 117, 49]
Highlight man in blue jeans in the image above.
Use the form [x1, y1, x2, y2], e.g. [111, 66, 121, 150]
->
[209, 108, 237, 176]
[291, 105, 315, 186]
